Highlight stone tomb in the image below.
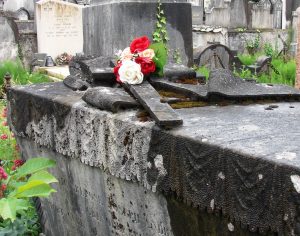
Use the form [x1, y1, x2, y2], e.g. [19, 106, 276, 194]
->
[36, 0, 193, 65]
[7, 74, 300, 235]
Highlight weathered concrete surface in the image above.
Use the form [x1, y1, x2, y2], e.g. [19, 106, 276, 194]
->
[7, 82, 300, 235]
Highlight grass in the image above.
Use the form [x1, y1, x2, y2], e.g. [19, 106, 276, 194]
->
[237, 54, 258, 66]
[0, 60, 50, 87]
[195, 66, 210, 80]
[195, 56, 296, 87]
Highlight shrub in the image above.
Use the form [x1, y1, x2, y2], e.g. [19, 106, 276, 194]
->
[0, 61, 50, 87]
[0, 102, 57, 235]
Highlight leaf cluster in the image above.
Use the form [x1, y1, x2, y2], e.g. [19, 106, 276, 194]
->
[152, 0, 169, 44]
[0, 158, 57, 222]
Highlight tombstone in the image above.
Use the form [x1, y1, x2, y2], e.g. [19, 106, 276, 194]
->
[251, 0, 274, 29]
[36, 0, 84, 60]
[3, 0, 34, 16]
[14, 7, 30, 20]
[36, 0, 193, 65]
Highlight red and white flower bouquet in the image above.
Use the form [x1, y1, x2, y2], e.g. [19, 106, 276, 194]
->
[114, 36, 167, 85]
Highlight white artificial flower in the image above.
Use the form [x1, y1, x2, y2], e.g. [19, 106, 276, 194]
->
[120, 47, 133, 61]
[119, 60, 144, 85]
[139, 49, 155, 59]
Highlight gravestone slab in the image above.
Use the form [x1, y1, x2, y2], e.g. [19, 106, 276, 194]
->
[208, 69, 300, 98]
[36, 0, 84, 59]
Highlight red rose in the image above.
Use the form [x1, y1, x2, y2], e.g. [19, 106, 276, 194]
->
[114, 62, 122, 83]
[130, 36, 150, 53]
[135, 57, 156, 75]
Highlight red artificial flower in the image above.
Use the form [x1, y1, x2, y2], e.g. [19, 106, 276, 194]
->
[12, 159, 24, 171]
[130, 36, 150, 53]
[1, 184, 6, 191]
[0, 167, 8, 180]
[135, 57, 156, 75]
[114, 62, 122, 83]
[0, 134, 8, 140]
[2, 121, 7, 126]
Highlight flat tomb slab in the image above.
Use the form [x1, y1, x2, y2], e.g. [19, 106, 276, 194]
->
[7, 82, 300, 235]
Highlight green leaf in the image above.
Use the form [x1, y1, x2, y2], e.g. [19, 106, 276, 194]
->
[156, 23, 162, 28]
[153, 32, 160, 37]
[10, 180, 56, 198]
[150, 42, 168, 76]
[28, 170, 58, 184]
[13, 158, 56, 180]
[0, 198, 29, 221]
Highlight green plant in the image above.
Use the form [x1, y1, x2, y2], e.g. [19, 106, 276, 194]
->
[0, 60, 50, 88]
[264, 43, 274, 57]
[0, 101, 19, 161]
[194, 65, 210, 80]
[150, 42, 168, 77]
[237, 53, 258, 66]
[173, 49, 182, 64]
[152, 0, 169, 44]
[245, 33, 261, 55]
[0, 157, 57, 221]
[0, 102, 57, 235]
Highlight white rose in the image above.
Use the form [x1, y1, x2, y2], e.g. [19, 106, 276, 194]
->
[119, 60, 144, 85]
[120, 47, 133, 61]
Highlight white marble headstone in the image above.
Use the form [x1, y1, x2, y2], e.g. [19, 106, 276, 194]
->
[36, 0, 84, 59]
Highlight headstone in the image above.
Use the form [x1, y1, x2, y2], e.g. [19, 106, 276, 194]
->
[15, 8, 30, 20]
[36, 0, 193, 65]
[31, 53, 47, 67]
[36, 0, 84, 59]
[251, 0, 274, 29]
[3, 0, 34, 16]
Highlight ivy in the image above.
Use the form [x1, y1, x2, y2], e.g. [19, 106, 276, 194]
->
[152, 0, 169, 45]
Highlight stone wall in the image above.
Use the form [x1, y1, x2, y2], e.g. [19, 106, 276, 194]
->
[193, 26, 288, 54]
[189, 0, 285, 30]
[0, 0, 37, 68]
[0, 14, 18, 62]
